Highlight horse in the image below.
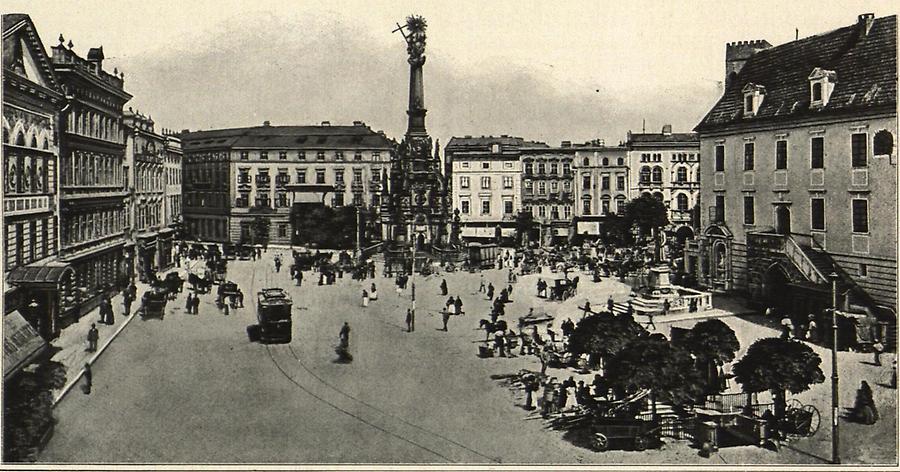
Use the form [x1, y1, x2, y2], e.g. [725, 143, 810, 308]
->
[479, 319, 508, 341]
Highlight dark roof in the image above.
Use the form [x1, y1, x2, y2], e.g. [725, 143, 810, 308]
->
[7, 260, 73, 287]
[2, 13, 61, 93]
[181, 125, 394, 151]
[627, 133, 699, 145]
[1, 13, 29, 33]
[697, 15, 896, 132]
[446, 136, 528, 148]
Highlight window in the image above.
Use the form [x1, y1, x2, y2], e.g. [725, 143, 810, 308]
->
[582, 175, 591, 189]
[811, 137, 824, 169]
[563, 163, 570, 174]
[651, 167, 663, 183]
[744, 95, 754, 113]
[461, 161, 469, 168]
[601, 158, 609, 166]
[335, 151, 344, 161]
[601, 175, 610, 190]
[260, 151, 268, 160]
[551, 206, 560, 220]
[859, 263, 868, 278]
[874, 130, 894, 156]
[851, 133, 867, 168]
[296, 169, 306, 183]
[537, 163, 545, 174]
[481, 200, 491, 215]
[714, 194, 725, 223]
[482, 162, 490, 170]
[564, 181, 571, 192]
[480, 176, 491, 189]
[491, 144, 500, 153]
[460, 176, 470, 189]
[504, 162, 513, 169]
[333, 193, 344, 206]
[503, 176, 513, 189]
[504, 200, 513, 214]
[851, 199, 868, 233]
[372, 152, 381, 161]
[524, 162, 532, 174]
[743, 142, 755, 171]
[582, 199, 591, 215]
[316, 169, 326, 184]
[551, 181, 558, 193]
[353, 169, 363, 183]
[616, 175, 626, 191]
[715, 145, 725, 172]
[617, 157, 624, 166]
[676, 193, 689, 211]
[276, 192, 289, 208]
[352, 193, 363, 206]
[335, 169, 344, 183]
[810, 198, 825, 230]
[583, 157, 590, 166]
[460, 200, 470, 214]
[676, 167, 688, 182]
[640, 167, 651, 184]
[550, 163, 558, 175]
[298, 151, 306, 160]
[240, 151, 248, 160]
[354, 152, 362, 161]
[616, 198, 626, 214]
[276, 171, 289, 187]
[279, 151, 287, 160]
[538, 206, 546, 217]
[775, 140, 788, 169]
[524, 180, 533, 195]
[316, 151, 325, 161]
[743, 196, 755, 225]
[538, 182, 546, 195]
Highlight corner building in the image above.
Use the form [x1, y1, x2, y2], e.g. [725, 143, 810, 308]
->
[689, 14, 897, 337]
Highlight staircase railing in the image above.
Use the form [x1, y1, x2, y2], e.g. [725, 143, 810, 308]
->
[783, 234, 828, 285]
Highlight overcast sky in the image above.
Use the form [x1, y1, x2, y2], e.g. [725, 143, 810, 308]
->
[5, 0, 897, 147]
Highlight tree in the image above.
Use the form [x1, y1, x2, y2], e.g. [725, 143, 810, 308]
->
[732, 338, 825, 418]
[606, 333, 705, 418]
[600, 213, 634, 247]
[253, 216, 270, 247]
[515, 211, 537, 247]
[623, 194, 669, 262]
[567, 312, 646, 367]
[677, 319, 740, 394]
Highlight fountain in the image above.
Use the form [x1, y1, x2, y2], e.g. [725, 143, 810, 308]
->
[628, 265, 714, 315]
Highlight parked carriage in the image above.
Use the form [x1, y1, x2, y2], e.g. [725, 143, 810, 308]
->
[588, 418, 662, 452]
[139, 288, 168, 319]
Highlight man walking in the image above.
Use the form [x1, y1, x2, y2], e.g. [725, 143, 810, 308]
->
[441, 307, 450, 331]
[192, 293, 201, 314]
[339, 322, 351, 348]
[123, 293, 133, 317]
[186, 293, 194, 314]
[86, 323, 99, 352]
[406, 308, 415, 333]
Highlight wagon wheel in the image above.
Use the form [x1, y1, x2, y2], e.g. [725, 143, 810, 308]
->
[634, 435, 648, 451]
[787, 398, 803, 411]
[591, 432, 610, 452]
[802, 404, 820, 436]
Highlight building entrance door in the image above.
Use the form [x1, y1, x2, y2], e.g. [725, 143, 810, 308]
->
[775, 206, 791, 235]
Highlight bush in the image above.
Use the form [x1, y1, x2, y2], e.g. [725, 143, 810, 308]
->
[3, 360, 66, 462]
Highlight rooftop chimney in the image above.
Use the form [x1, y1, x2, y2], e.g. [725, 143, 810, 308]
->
[661, 124, 672, 135]
[353, 121, 364, 126]
[321, 121, 331, 126]
[725, 40, 772, 87]
[262, 120, 271, 126]
[858, 13, 875, 37]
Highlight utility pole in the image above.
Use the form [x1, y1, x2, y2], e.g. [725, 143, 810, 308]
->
[830, 271, 840, 465]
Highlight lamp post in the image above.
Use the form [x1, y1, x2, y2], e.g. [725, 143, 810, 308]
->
[829, 271, 840, 465]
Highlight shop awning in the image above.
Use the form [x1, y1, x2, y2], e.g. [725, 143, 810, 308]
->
[3, 312, 47, 381]
[7, 260, 73, 288]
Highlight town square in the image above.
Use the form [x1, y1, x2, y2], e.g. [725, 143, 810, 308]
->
[1, 1, 898, 467]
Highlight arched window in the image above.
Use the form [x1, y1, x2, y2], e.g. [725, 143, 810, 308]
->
[15, 131, 25, 146]
[582, 157, 589, 166]
[617, 157, 624, 166]
[676, 193, 689, 211]
[640, 166, 651, 184]
[42, 137, 49, 150]
[653, 192, 664, 201]
[651, 166, 663, 183]
[676, 167, 688, 182]
[874, 130, 894, 156]
[601, 157, 609, 166]
[812, 82, 822, 102]
[30, 135, 37, 148]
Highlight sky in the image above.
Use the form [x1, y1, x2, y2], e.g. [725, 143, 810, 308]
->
[4, 0, 898, 147]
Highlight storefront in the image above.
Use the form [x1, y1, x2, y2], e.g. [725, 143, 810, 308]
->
[6, 260, 76, 340]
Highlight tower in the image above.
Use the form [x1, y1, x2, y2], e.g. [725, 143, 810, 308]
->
[381, 15, 448, 249]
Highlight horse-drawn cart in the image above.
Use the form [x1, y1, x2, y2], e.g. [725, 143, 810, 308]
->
[139, 288, 168, 319]
[588, 418, 662, 452]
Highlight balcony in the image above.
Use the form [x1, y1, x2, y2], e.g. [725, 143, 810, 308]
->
[671, 180, 699, 190]
[670, 209, 693, 222]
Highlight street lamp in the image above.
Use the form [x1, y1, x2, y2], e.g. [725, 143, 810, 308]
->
[829, 271, 840, 465]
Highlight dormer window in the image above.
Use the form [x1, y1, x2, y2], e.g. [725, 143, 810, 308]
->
[808, 68, 836, 108]
[742, 83, 765, 117]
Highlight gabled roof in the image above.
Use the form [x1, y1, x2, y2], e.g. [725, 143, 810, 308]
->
[181, 124, 395, 151]
[696, 14, 896, 132]
[2, 13, 60, 93]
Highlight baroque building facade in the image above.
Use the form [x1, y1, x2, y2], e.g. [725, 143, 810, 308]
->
[2, 14, 71, 339]
[688, 14, 897, 338]
[50, 34, 132, 319]
[181, 122, 393, 245]
[521, 143, 575, 245]
[572, 142, 629, 238]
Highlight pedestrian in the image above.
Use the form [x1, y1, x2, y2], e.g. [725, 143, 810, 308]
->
[780, 316, 793, 339]
[607, 295, 614, 313]
[406, 308, 415, 332]
[236, 289, 244, 308]
[662, 299, 671, 316]
[185, 292, 194, 313]
[479, 275, 485, 293]
[123, 295, 133, 317]
[105, 295, 115, 325]
[82, 362, 92, 395]
[223, 303, 230, 316]
[523, 374, 537, 410]
[891, 360, 897, 389]
[806, 316, 818, 343]
[487, 283, 494, 300]
[440, 278, 448, 296]
[339, 322, 351, 348]
[507, 284, 513, 296]
[362, 289, 369, 308]
[540, 381, 554, 417]
[873, 341, 884, 366]
[192, 294, 201, 314]
[296, 269, 304, 286]
[626, 300, 634, 318]
[441, 307, 450, 331]
[454, 296, 463, 316]
[275, 256, 281, 273]
[370, 283, 378, 301]
[86, 323, 99, 352]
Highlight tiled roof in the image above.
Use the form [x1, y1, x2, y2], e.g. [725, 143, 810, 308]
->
[181, 125, 394, 151]
[447, 136, 528, 147]
[697, 15, 896, 132]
